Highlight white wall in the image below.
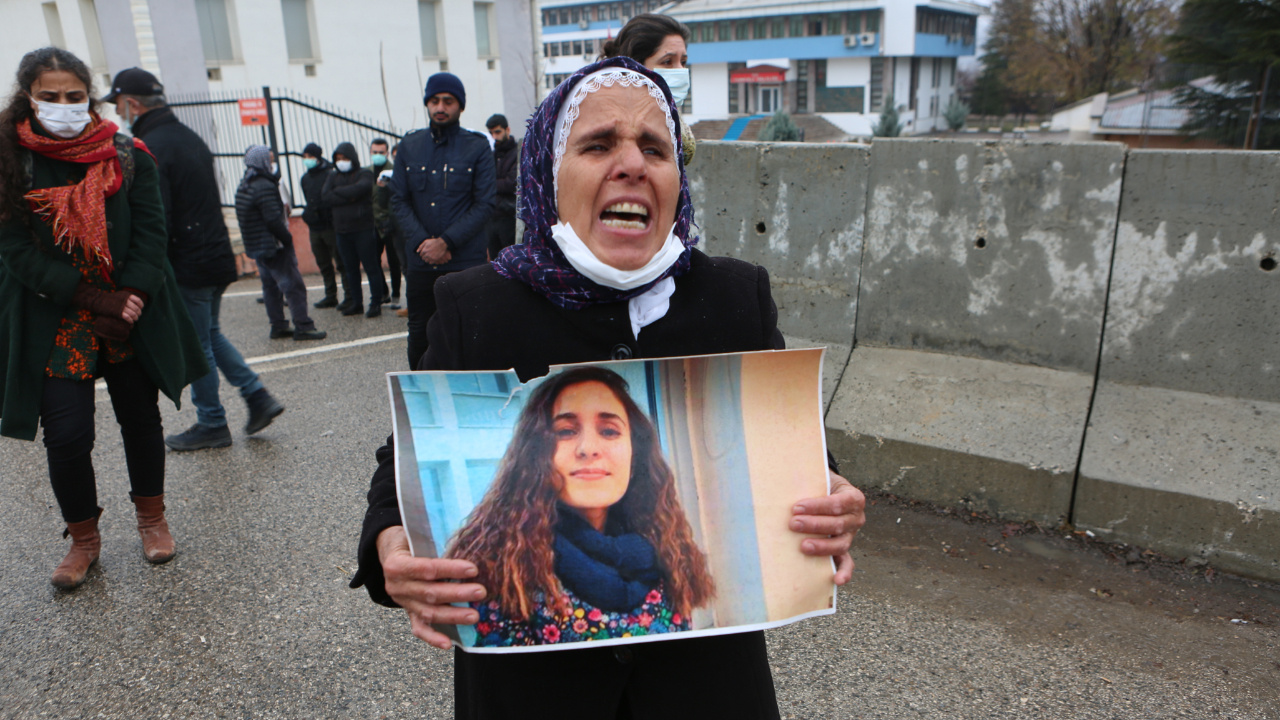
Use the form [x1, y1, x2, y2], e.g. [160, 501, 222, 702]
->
[688, 61, 728, 120]
[881, 2, 916, 57]
[826, 56, 870, 89]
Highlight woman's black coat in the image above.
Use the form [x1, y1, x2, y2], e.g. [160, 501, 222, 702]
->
[353, 249, 785, 719]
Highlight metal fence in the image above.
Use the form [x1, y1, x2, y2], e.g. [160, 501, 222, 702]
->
[168, 87, 404, 208]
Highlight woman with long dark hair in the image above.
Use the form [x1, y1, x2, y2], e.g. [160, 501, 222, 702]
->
[0, 47, 206, 589]
[354, 57, 865, 718]
[448, 366, 714, 646]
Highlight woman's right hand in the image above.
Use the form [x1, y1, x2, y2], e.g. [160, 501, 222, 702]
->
[376, 525, 486, 650]
[120, 293, 143, 323]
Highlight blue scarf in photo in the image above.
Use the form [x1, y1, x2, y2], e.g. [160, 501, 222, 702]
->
[553, 507, 664, 613]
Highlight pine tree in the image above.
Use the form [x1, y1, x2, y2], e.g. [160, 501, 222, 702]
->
[758, 111, 801, 141]
[873, 95, 904, 137]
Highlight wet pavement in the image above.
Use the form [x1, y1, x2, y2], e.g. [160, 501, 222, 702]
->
[1, 276, 1277, 719]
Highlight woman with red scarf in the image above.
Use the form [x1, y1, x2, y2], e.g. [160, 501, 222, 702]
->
[0, 47, 206, 589]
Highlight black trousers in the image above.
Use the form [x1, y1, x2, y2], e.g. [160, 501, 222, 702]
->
[453, 631, 780, 719]
[378, 227, 404, 299]
[337, 227, 388, 309]
[405, 267, 450, 369]
[40, 358, 165, 524]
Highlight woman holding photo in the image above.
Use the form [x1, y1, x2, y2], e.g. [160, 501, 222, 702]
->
[447, 366, 714, 647]
[354, 57, 865, 718]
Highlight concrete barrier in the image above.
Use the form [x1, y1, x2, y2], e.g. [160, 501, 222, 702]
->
[690, 142, 869, 407]
[685, 139, 1279, 581]
[828, 139, 1124, 524]
[1075, 150, 1280, 579]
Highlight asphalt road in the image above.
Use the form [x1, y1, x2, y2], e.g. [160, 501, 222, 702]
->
[1, 276, 1277, 720]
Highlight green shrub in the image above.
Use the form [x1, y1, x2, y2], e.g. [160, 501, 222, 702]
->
[873, 95, 903, 137]
[943, 97, 969, 131]
[758, 110, 801, 142]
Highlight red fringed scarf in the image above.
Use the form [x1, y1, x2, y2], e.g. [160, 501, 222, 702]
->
[17, 117, 124, 278]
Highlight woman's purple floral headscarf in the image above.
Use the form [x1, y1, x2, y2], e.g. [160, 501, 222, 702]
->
[491, 56, 696, 310]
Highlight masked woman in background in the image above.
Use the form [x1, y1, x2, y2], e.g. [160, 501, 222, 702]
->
[0, 47, 206, 589]
[448, 366, 715, 647]
[600, 13, 696, 165]
[353, 57, 865, 719]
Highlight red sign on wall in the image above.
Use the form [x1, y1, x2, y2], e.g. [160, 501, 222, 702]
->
[238, 98, 269, 126]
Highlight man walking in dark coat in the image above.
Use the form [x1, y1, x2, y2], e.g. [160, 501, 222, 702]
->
[389, 73, 495, 368]
[484, 114, 519, 260]
[235, 145, 328, 342]
[107, 68, 285, 451]
[299, 142, 350, 310]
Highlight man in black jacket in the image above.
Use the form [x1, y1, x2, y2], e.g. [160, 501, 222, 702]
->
[389, 73, 495, 368]
[299, 142, 350, 310]
[107, 68, 286, 451]
[484, 114, 519, 259]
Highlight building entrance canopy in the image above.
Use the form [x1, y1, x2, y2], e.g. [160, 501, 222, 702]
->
[730, 65, 787, 84]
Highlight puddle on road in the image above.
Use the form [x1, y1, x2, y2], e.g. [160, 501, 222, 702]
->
[851, 493, 1280, 703]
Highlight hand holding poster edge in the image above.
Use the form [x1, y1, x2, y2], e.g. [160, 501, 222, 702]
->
[387, 348, 848, 653]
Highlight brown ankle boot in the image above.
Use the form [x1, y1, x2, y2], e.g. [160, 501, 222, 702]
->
[51, 509, 102, 589]
[131, 494, 176, 564]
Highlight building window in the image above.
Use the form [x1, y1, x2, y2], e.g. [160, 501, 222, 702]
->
[281, 0, 316, 62]
[561, 41, 570, 55]
[728, 63, 744, 114]
[870, 57, 884, 111]
[771, 18, 785, 38]
[754, 19, 767, 39]
[194, 0, 238, 65]
[584, 38, 594, 55]
[790, 16, 804, 37]
[718, 21, 730, 41]
[610, 4, 619, 20]
[418, 0, 441, 57]
[932, 58, 941, 88]
[866, 11, 880, 33]
[474, 2, 494, 57]
[950, 58, 957, 86]
[826, 14, 843, 35]
[573, 40, 583, 55]
[796, 60, 809, 113]
[734, 21, 748, 40]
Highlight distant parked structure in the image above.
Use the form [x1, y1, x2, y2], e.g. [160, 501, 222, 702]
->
[1050, 79, 1226, 150]
[537, 0, 984, 138]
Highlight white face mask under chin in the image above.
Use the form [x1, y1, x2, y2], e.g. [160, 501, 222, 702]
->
[33, 99, 91, 139]
[550, 220, 685, 291]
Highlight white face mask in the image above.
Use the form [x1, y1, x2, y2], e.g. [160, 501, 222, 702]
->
[270, 162, 279, 175]
[550, 220, 685, 291]
[335, 160, 353, 172]
[652, 68, 691, 107]
[33, 98, 92, 139]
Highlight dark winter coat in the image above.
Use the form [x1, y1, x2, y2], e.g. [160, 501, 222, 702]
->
[234, 174, 293, 260]
[299, 156, 334, 232]
[491, 136, 519, 215]
[350, 249, 785, 718]
[128, 106, 237, 288]
[0, 132, 208, 441]
[321, 142, 375, 234]
[388, 122, 494, 272]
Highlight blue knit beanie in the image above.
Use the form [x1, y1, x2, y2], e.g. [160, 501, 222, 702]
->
[423, 72, 466, 109]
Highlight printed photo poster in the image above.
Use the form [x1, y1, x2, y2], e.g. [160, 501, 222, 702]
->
[388, 348, 835, 654]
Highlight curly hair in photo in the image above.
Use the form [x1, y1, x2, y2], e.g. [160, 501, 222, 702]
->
[446, 366, 715, 621]
[0, 47, 98, 224]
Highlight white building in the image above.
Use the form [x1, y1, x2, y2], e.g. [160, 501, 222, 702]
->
[1, 0, 537, 137]
[536, 0, 983, 137]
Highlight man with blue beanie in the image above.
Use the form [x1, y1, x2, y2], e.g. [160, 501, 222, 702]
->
[389, 72, 495, 368]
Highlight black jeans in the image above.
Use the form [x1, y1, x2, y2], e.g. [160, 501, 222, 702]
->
[337, 227, 388, 309]
[378, 227, 403, 299]
[308, 226, 348, 301]
[40, 358, 164, 524]
[406, 267, 450, 369]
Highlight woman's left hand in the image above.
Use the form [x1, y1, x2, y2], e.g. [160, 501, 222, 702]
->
[791, 471, 866, 585]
